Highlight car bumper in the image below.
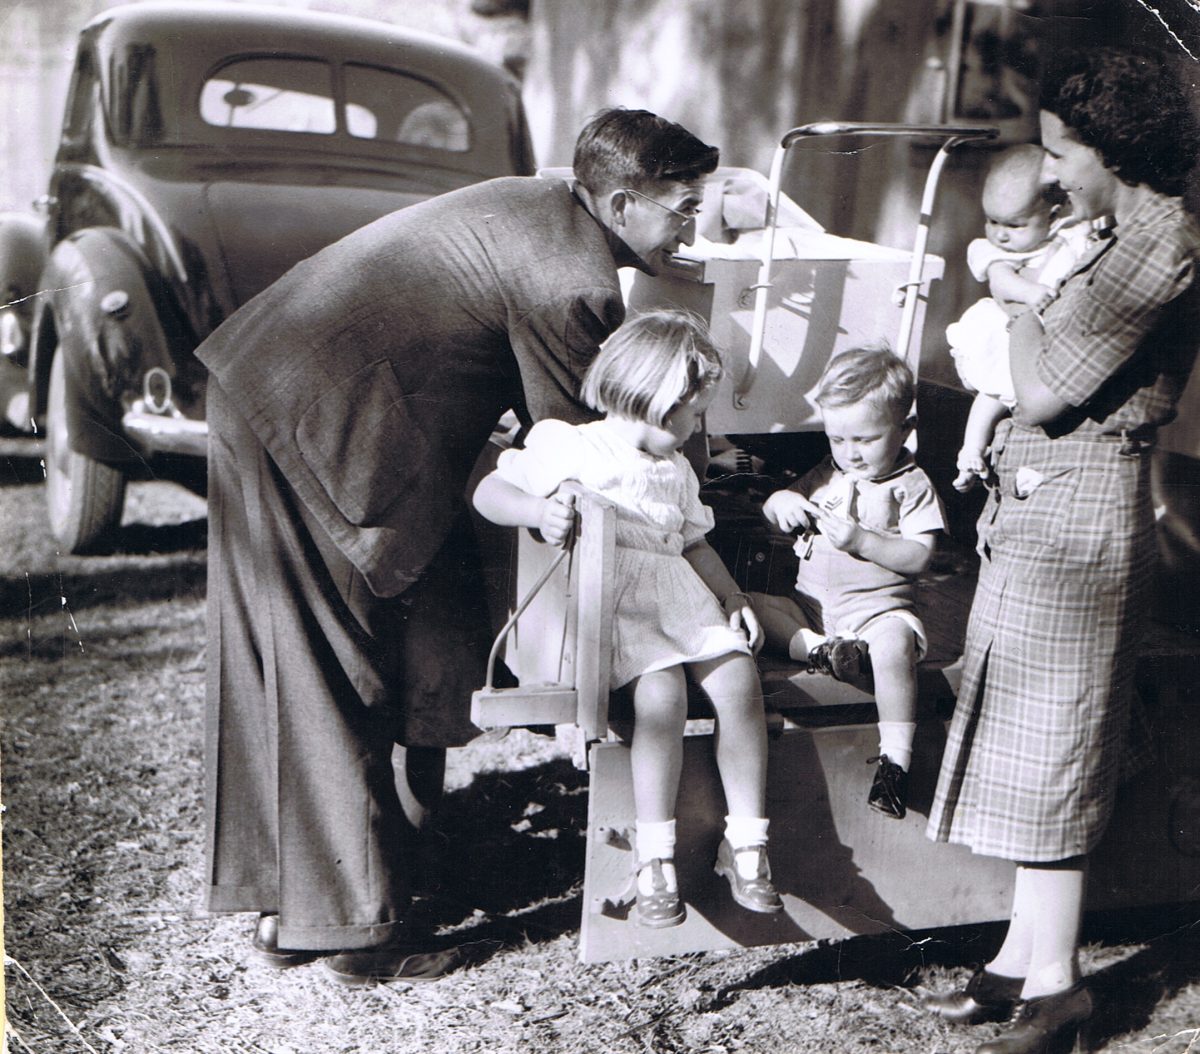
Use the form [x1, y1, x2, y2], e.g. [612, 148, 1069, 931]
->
[121, 407, 208, 458]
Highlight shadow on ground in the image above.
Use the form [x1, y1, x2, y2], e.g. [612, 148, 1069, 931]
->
[412, 755, 590, 948]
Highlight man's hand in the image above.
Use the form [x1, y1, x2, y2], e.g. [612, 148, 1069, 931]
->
[538, 490, 577, 548]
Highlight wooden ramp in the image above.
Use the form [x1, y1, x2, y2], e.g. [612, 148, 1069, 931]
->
[472, 490, 1200, 963]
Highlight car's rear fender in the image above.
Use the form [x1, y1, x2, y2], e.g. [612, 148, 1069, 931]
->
[30, 228, 183, 463]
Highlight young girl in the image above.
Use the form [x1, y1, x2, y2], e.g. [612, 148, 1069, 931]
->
[946, 143, 1089, 491]
[472, 309, 781, 928]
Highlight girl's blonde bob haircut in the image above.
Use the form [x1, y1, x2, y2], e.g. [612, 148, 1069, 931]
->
[815, 343, 914, 425]
[581, 309, 724, 428]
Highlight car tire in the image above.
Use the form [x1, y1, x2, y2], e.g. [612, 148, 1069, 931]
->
[45, 350, 126, 553]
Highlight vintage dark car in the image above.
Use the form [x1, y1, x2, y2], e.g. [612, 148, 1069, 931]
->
[0, 1, 534, 551]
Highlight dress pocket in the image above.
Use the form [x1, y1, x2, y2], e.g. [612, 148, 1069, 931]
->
[294, 358, 429, 526]
[989, 465, 1081, 553]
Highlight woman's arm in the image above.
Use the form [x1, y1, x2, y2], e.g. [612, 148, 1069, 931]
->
[1008, 309, 1071, 426]
[471, 472, 576, 548]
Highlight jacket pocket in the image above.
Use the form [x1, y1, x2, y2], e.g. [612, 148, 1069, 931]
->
[294, 359, 428, 526]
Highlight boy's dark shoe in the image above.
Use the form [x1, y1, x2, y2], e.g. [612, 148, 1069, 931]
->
[807, 637, 870, 683]
[867, 754, 908, 819]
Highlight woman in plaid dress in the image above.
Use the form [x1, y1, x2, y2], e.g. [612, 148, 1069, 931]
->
[924, 48, 1200, 1054]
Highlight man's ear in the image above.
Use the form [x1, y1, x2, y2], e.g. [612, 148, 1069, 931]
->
[608, 188, 630, 226]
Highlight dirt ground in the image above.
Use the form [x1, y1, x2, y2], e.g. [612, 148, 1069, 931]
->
[3, 436, 1200, 1053]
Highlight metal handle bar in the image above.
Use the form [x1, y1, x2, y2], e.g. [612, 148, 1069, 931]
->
[736, 121, 999, 409]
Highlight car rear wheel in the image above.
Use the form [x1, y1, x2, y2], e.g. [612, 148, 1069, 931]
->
[45, 350, 126, 553]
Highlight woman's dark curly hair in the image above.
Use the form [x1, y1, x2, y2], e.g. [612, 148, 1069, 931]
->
[1039, 47, 1199, 197]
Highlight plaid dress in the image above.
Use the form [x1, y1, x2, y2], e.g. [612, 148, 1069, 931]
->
[928, 197, 1200, 862]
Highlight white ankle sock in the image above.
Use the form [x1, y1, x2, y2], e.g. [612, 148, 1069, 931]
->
[636, 819, 676, 864]
[878, 721, 916, 771]
[724, 815, 770, 878]
[635, 820, 678, 893]
[789, 628, 825, 662]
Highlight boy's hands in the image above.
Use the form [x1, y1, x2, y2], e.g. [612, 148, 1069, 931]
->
[763, 489, 816, 533]
[768, 488, 865, 555]
[538, 490, 577, 548]
[814, 489, 865, 554]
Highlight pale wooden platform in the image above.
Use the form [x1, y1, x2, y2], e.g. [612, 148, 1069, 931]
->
[472, 489, 1200, 963]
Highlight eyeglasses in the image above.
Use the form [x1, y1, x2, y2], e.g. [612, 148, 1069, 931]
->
[622, 187, 701, 224]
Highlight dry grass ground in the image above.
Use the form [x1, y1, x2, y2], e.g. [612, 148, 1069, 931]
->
[3, 437, 1200, 1053]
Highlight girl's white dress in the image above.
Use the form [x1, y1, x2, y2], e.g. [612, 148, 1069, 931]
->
[494, 418, 751, 689]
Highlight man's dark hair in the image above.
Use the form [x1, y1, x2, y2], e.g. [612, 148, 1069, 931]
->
[572, 107, 719, 195]
[1039, 47, 1199, 197]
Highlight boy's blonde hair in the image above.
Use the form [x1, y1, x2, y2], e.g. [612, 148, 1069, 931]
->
[581, 309, 723, 427]
[815, 345, 914, 424]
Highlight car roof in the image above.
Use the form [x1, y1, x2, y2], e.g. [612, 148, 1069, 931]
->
[83, 2, 528, 175]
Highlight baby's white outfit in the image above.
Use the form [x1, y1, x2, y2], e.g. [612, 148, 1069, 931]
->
[946, 220, 1090, 406]
[494, 418, 750, 689]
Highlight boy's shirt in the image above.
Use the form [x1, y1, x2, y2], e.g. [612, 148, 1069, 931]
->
[786, 452, 946, 617]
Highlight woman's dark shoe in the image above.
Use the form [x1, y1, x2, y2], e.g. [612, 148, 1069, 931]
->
[924, 966, 1025, 1024]
[975, 983, 1093, 1054]
[249, 913, 322, 969]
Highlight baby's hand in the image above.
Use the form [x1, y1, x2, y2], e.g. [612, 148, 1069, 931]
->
[953, 447, 989, 492]
[763, 489, 817, 533]
[538, 490, 577, 548]
[1033, 286, 1056, 313]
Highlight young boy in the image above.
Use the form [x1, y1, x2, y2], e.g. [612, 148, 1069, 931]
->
[750, 347, 945, 819]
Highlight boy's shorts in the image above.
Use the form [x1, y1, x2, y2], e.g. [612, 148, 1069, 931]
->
[786, 592, 928, 661]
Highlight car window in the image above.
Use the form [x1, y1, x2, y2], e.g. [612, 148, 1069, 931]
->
[343, 63, 469, 152]
[200, 58, 336, 134]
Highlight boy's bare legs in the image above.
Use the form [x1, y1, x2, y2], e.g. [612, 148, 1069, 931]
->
[748, 592, 823, 661]
[863, 618, 918, 818]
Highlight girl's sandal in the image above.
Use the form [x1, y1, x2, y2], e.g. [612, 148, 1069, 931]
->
[634, 858, 686, 928]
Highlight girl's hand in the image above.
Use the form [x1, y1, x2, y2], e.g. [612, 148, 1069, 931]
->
[538, 490, 577, 548]
[723, 591, 764, 653]
[763, 490, 816, 533]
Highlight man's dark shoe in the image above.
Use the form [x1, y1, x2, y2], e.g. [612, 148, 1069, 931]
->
[249, 913, 322, 969]
[867, 754, 909, 819]
[807, 637, 870, 683]
[324, 940, 473, 987]
[924, 966, 1025, 1024]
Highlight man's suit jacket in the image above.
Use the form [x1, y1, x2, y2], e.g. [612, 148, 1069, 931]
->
[198, 176, 641, 597]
